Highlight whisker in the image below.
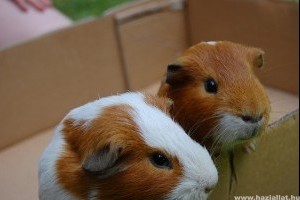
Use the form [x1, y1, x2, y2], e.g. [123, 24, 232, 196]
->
[211, 124, 232, 153]
[187, 114, 221, 138]
[210, 126, 227, 154]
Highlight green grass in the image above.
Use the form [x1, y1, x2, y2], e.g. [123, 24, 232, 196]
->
[53, 0, 135, 21]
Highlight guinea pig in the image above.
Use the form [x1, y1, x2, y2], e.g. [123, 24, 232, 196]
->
[158, 41, 271, 152]
[39, 92, 218, 200]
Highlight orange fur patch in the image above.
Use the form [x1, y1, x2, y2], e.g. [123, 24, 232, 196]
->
[56, 104, 182, 200]
[144, 94, 173, 115]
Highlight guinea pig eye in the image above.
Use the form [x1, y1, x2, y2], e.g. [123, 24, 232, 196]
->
[204, 78, 218, 93]
[150, 152, 172, 169]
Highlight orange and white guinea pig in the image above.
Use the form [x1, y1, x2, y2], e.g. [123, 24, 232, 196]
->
[158, 41, 271, 151]
[39, 92, 218, 200]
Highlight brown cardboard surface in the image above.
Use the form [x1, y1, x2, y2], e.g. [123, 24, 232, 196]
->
[0, 0, 298, 198]
[0, 128, 53, 200]
[0, 17, 125, 149]
[266, 87, 299, 124]
[187, 0, 299, 94]
[116, 0, 188, 90]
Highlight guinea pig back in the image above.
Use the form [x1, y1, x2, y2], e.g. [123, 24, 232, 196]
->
[39, 92, 218, 200]
[158, 41, 271, 151]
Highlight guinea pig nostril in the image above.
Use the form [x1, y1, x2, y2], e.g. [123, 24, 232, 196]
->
[241, 115, 262, 123]
[204, 187, 213, 194]
[241, 115, 253, 123]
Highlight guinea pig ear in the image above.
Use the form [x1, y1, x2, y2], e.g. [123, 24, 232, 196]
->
[251, 49, 265, 69]
[166, 62, 187, 85]
[82, 143, 125, 178]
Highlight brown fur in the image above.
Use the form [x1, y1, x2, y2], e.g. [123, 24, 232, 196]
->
[56, 104, 182, 200]
[144, 94, 173, 115]
[158, 41, 271, 149]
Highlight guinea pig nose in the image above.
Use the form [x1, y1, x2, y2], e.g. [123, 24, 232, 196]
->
[241, 114, 262, 123]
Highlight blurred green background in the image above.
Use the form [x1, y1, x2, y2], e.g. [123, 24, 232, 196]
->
[53, 0, 136, 21]
[53, 0, 298, 21]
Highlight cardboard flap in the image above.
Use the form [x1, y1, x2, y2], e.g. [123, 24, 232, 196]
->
[114, 0, 188, 90]
[0, 17, 125, 149]
[187, 0, 299, 94]
[208, 112, 299, 199]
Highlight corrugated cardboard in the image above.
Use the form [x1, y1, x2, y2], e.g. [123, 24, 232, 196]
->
[0, 17, 126, 149]
[115, 0, 188, 90]
[0, 0, 298, 199]
[187, 0, 299, 94]
[0, 128, 53, 200]
[211, 113, 299, 199]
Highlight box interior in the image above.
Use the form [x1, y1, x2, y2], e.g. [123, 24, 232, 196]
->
[0, 0, 298, 199]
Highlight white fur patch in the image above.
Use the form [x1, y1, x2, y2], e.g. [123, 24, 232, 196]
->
[39, 125, 77, 200]
[66, 93, 145, 129]
[213, 113, 264, 146]
[202, 41, 218, 46]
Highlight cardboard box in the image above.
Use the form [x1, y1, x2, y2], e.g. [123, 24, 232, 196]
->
[0, 0, 298, 199]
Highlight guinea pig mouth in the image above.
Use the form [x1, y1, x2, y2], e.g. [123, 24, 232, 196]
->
[215, 114, 263, 144]
[238, 127, 259, 141]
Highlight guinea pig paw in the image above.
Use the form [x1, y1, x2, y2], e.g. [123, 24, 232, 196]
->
[242, 140, 257, 154]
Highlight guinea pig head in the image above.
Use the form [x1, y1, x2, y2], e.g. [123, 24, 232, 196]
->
[161, 41, 271, 150]
[56, 93, 218, 200]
